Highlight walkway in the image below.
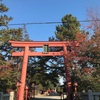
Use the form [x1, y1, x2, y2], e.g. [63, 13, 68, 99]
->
[30, 94, 67, 100]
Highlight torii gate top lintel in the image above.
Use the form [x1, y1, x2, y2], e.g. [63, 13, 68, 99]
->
[9, 40, 79, 47]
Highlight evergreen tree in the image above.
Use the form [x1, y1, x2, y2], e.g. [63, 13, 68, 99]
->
[26, 56, 60, 92]
[0, 1, 30, 93]
[55, 14, 80, 41]
[0, 1, 23, 65]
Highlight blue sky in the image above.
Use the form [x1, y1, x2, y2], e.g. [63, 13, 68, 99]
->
[2, 0, 100, 41]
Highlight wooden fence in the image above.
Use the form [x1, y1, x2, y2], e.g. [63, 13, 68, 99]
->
[0, 92, 14, 100]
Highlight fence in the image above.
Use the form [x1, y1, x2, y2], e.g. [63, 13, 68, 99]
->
[0, 92, 14, 100]
[82, 90, 100, 100]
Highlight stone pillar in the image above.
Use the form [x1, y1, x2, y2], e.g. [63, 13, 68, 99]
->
[9, 92, 14, 100]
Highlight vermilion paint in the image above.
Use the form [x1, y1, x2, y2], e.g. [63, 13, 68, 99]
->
[9, 41, 78, 100]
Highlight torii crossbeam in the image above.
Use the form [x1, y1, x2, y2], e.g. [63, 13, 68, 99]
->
[9, 40, 78, 100]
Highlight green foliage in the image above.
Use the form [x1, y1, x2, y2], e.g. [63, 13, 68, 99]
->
[0, 2, 23, 64]
[0, 15, 12, 27]
[55, 14, 80, 41]
[0, 1, 29, 93]
[77, 73, 100, 92]
[0, 28, 23, 44]
[45, 80, 54, 89]
[0, 3, 8, 13]
[0, 70, 18, 93]
[26, 56, 60, 91]
[54, 13, 100, 93]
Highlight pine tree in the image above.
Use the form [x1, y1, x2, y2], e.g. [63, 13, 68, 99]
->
[0, 1, 27, 93]
[55, 14, 80, 41]
[0, 2, 23, 65]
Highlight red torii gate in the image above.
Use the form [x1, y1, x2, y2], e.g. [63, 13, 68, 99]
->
[9, 40, 78, 100]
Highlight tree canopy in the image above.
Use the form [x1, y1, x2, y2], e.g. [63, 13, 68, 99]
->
[55, 14, 80, 41]
[0, 1, 29, 93]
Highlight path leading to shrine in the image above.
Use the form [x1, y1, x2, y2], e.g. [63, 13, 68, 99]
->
[31, 94, 67, 100]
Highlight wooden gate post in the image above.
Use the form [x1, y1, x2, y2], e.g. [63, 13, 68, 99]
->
[63, 45, 72, 100]
[17, 46, 29, 100]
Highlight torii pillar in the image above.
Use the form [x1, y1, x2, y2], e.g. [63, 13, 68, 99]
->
[9, 41, 78, 100]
